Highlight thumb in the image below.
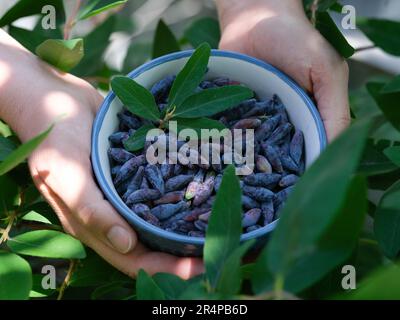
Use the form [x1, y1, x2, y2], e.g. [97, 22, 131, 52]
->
[30, 143, 138, 255]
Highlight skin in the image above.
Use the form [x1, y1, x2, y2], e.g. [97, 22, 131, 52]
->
[216, 0, 350, 141]
[0, 0, 350, 278]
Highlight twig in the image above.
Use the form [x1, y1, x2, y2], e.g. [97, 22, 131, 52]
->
[0, 211, 17, 244]
[57, 259, 77, 300]
[310, 0, 320, 26]
[273, 273, 285, 300]
[63, 0, 82, 40]
[240, 291, 300, 300]
[355, 45, 376, 53]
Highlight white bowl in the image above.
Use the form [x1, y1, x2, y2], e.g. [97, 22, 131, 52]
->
[91, 50, 327, 256]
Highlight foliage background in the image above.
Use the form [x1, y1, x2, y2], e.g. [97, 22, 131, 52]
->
[1, 0, 400, 300]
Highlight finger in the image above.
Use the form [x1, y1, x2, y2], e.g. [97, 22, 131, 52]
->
[30, 143, 138, 254]
[311, 59, 351, 142]
[31, 173, 204, 279]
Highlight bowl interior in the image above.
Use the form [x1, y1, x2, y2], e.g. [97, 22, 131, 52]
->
[92, 50, 326, 243]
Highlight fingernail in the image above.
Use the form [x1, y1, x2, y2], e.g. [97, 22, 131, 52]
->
[107, 226, 133, 254]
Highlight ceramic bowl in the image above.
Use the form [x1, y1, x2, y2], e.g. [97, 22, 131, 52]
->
[91, 50, 327, 256]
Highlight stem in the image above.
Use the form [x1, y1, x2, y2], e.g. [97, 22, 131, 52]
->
[240, 291, 300, 300]
[355, 45, 376, 53]
[63, 0, 82, 40]
[310, 0, 320, 26]
[159, 105, 176, 129]
[57, 259, 77, 300]
[273, 274, 285, 300]
[359, 238, 378, 246]
[0, 211, 17, 244]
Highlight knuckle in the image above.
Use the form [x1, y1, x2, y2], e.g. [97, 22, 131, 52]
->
[76, 203, 99, 229]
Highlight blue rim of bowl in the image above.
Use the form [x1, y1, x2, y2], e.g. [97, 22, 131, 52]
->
[91, 49, 328, 246]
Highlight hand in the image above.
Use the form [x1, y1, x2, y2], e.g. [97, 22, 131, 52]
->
[0, 32, 203, 279]
[216, 0, 350, 141]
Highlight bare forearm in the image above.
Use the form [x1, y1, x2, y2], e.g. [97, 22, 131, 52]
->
[0, 28, 38, 134]
[0, 29, 95, 141]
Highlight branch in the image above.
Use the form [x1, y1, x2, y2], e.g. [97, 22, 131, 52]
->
[57, 259, 77, 300]
[0, 211, 17, 244]
[310, 0, 320, 26]
[63, 0, 82, 40]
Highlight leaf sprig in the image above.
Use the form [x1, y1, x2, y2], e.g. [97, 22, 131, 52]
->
[111, 43, 253, 150]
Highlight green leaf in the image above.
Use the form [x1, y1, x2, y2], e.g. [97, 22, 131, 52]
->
[352, 238, 384, 281]
[368, 168, 400, 191]
[168, 43, 211, 108]
[72, 15, 116, 77]
[0, 120, 12, 137]
[374, 180, 400, 259]
[111, 76, 160, 121]
[7, 230, 86, 259]
[350, 85, 382, 119]
[174, 86, 253, 118]
[0, 0, 65, 27]
[241, 263, 256, 280]
[78, 0, 127, 20]
[253, 175, 367, 294]
[20, 201, 60, 226]
[0, 251, 32, 300]
[122, 41, 151, 74]
[136, 269, 166, 300]
[152, 273, 189, 300]
[381, 75, 400, 94]
[169, 117, 227, 138]
[216, 240, 255, 295]
[36, 39, 84, 72]
[21, 211, 52, 225]
[358, 140, 398, 176]
[70, 249, 129, 287]
[90, 281, 133, 300]
[339, 264, 400, 299]
[0, 136, 16, 161]
[316, 12, 355, 58]
[329, 2, 344, 13]
[123, 124, 155, 152]
[177, 278, 211, 299]
[0, 125, 52, 176]
[384, 146, 400, 167]
[358, 18, 400, 56]
[367, 82, 400, 132]
[204, 165, 242, 289]
[184, 17, 221, 49]
[265, 118, 371, 277]
[152, 19, 180, 59]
